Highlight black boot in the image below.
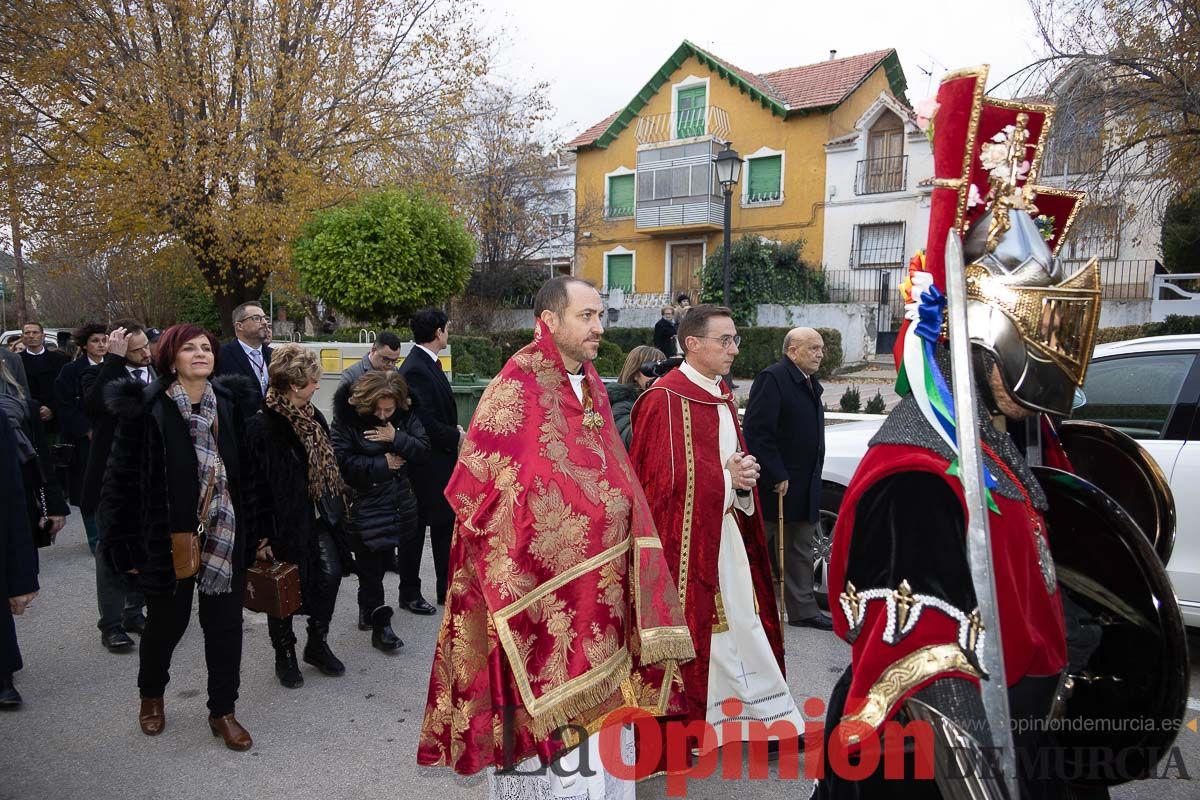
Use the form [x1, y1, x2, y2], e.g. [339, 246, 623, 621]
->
[0, 672, 22, 708]
[268, 617, 303, 689]
[303, 619, 345, 676]
[370, 606, 403, 652]
[357, 608, 371, 631]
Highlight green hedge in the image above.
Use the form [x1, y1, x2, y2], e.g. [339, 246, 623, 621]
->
[593, 341, 624, 376]
[450, 335, 502, 377]
[733, 327, 842, 379]
[603, 327, 656, 353]
[1096, 314, 1200, 344]
[447, 326, 843, 380]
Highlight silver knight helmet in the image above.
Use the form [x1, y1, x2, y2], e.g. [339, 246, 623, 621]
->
[917, 69, 1101, 416]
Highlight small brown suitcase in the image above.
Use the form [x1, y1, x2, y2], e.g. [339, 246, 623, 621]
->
[244, 560, 302, 619]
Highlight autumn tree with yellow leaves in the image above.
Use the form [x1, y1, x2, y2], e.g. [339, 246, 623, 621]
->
[0, 0, 491, 334]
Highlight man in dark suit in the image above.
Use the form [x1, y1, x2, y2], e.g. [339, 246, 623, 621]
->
[79, 321, 152, 651]
[399, 309, 464, 612]
[743, 327, 832, 630]
[214, 301, 271, 397]
[19, 322, 70, 438]
[53, 323, 108, 509]
[653, 306, 678, 356]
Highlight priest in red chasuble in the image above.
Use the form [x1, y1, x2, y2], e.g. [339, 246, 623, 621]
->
[628, 304, 803, 753]
[418, 276, 695, 795]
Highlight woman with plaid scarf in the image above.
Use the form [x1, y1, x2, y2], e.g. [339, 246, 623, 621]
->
[98, 324, 262, 751]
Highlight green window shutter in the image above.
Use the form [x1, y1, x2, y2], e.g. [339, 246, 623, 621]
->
[676, 86, 707, 138]
[748, 155, 782, 202]
[607, 254, 633, 292]
[608, 174, 634, 217]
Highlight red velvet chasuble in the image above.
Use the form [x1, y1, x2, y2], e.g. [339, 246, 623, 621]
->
[417, 321, 694, 775]
[827, 443, 1067, 740]
[627, 366, 785, 725]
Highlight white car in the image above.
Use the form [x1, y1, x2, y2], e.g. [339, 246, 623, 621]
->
[815, 334, 1200, 626]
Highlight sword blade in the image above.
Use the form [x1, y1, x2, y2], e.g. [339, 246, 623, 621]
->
[943, 229, 1018, 799]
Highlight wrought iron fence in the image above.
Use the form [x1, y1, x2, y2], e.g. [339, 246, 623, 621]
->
[855, 155, 908, 195]
[823, 268, 906, 329]
[818, 260, 1160, 333]
[1091, 259, 1158, 300]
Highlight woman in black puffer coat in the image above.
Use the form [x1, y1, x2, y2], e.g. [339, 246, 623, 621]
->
[331, 370, 430, 652]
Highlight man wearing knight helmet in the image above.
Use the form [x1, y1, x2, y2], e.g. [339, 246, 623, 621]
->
[815, 67, 1186, 799]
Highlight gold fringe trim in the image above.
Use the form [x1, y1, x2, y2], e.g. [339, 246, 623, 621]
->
[528, 649, 633, 740]
[639, 626, 696, 665]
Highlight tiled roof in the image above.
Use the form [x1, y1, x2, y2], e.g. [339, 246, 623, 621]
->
[762, 49, 895, 110]
[565, 110, 622, 150]
[689, 44, 782, 102]
[568, 43, 907, 151]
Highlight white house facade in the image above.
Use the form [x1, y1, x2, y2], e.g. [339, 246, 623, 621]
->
[821, 92, 933, 333]
[527, 150, 577, 277]
[821, 88, 1172, 332]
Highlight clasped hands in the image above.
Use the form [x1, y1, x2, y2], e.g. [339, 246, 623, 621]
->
[725, 451, 760, 491]
[363, 423, 406, 470]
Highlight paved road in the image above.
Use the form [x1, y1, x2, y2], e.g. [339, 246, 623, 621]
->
[2, 516, 1198, 799]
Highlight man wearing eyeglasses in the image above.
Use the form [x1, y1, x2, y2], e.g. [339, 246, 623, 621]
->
[628, 304, 802, 756]
[337, 331, 403, 389]
[215, 302, 273, 396]
[80, 320, 152, 652]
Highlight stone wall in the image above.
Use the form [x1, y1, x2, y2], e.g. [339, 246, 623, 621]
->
[755, 303, 879, 363]
[1099, 299, 1151, 329]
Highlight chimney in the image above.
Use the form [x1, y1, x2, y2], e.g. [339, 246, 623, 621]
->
[829, 49, 837, 61]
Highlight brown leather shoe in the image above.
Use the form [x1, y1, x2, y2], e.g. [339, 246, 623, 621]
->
[208, 712, 252, 751]
[138, 697, 165, 736]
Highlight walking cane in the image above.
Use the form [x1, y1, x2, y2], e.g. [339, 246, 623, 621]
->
[777, 492, 786, 625]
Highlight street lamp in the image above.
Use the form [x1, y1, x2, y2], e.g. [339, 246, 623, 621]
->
[713, 143, 742, 308]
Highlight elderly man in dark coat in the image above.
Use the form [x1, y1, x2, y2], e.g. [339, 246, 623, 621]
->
[742, 326, 832, 630]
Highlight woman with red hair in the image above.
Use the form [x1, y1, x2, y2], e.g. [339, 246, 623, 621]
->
[97, 324, 263, 750]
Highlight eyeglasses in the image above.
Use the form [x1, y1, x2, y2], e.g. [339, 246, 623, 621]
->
[238, 314, 267, 323]
[701, 335, 741, 349]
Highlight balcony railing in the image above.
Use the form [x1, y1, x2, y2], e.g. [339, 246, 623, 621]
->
[635, 106, 731, 145]
[635, 200, 724, 230]
[605, 205, 634, 219]
[854, 155, 908, 195]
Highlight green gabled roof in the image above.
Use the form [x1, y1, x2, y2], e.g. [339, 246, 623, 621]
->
[584, 40, 787, 151]
[569, 43, 909, 152]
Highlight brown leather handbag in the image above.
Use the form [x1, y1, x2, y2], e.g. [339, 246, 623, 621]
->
[171, 466, 216, 580]
[244, 559, 302, 618]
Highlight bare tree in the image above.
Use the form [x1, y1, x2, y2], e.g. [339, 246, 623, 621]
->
[457, 82, 568, 275]
[1020, 0, 1200, 214]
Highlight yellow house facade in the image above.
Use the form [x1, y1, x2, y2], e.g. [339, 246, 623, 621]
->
[567, 41, 908, 301]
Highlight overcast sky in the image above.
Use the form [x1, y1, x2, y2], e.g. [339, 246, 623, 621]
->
[479, 0, 1048, 144]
